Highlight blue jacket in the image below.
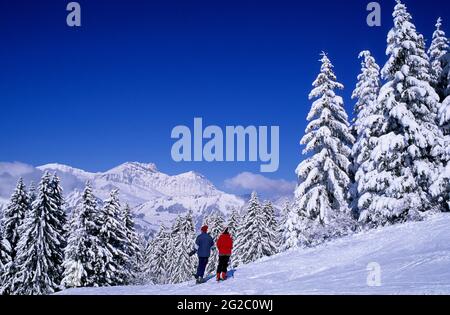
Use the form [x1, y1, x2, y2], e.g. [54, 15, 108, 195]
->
[195, 232, 214, 258]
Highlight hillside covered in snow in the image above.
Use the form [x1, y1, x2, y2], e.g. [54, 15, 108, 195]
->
[59, 213, 450, 295]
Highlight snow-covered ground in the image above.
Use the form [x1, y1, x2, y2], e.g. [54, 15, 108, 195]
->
[59, 213, 450, 295]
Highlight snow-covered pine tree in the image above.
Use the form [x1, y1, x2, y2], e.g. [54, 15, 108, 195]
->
[226, 208, 241, 268]
[0, 178, 31, 294]
[49, 174, 68, 279]
[149, 224, 171, 284]
[121, 203, 140, 284]
[170, 212, 197, 283]
[359, 0, 445, 226]
[234, 192, 276, 266]
[261, 201, 278, 255]
[432, 54, 450, 212]
[98, 189, 130, 286]
[276, 202, 288, 248]
[27, 181, 36, 205]
[351, 51, 382, 217]
[227, 207, 242, 237]
[12, 172, 67, 295]
[134, 235, 151, 285]
[61, 183, 108, 288]
[1, 178, 30, 258]
[280, 202, 299, 251]
[294, 52, 355, 243]
[204, 212, 225, 274]
[0, 225, 12, 291]
[440, 63, 450, 136]
[428, 17, 449, 101]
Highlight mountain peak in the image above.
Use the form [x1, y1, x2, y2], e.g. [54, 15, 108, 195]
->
[107, 162, 158, 174]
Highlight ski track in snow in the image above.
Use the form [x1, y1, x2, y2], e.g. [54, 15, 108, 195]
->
[59, 214, 450, 295]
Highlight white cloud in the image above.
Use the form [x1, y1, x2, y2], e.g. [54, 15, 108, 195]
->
[224, 172, 295, 198]
[0, 162, 43, 198]
[0, 161, 88, 201]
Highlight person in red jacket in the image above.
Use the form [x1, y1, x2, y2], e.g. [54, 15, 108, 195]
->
[216, 227, 233, 281]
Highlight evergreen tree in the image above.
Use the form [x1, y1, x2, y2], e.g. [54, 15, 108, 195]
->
[234, 192, 276, 266]
[98, 189, 129, 286]
[121, 203, 140, 284]
[170, 212, 196, 283]
[148, 224, 171, 284]
[0, 178, 31, 294]
[295, 53, 354, 225]
[1, 178, 30, 258]
[13, 172, 66, 295]
[428, 17, 449, 101]
[227, 207, 242, 237]
[134, 235, 151, 285]
[61, 183, 108, 288]
[204, 213, 225, 274]
[261, 201, 278, 255]
[280, 203, 299, 251]
[351, 51, 382, 216]
[359, 0, 444, 226]
[28, 181, 37, 205]
[440, 69, 450, 135]
[0, 227, 11, 292]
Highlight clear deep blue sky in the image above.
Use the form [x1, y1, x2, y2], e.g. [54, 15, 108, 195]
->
[0, 0, 449, 189]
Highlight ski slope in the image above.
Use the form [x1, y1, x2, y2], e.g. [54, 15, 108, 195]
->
[60, 214, 450, 295]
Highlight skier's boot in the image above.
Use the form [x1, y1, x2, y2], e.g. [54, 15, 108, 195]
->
[221, 272, 227, 281]
[196, 277, 204, 284]
[216, 273, 221, 282]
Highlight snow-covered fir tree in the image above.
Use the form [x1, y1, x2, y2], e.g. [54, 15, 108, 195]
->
[276, 202, 288, 248]
[0, 178, 31, 294]
[27, 181, 37, 205]
[148, 224, 171, 284]
[98, 189, 130, 286]
[61, 183, 108, 288]
[440, 65, 450, 136]
[280, 203, 299, 251]
[358, 0, 444, 226]
[428, 17, 449, 101]
[234, 192, 277, 266]
[121, 203, 141, 284]
[134, 235, 151, 285]
[295, 52, 355, 242]
[351, 51, 382, 216]
[169, 212, 196, 283]
[227, 207, 242, 237]
[12, 172, 67, 295]
[204, 212, 225, 274]
[433, 54, 450, 212]
[0, 226, 12, 291]
[261, 201, 278, 255]
[226, 208, 241, 267]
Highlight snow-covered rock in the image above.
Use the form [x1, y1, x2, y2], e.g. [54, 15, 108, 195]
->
[59, 213, 450, 295]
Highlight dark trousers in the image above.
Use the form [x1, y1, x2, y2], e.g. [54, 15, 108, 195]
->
[217, 255, 230, 274]
[196, 257, 209, 278]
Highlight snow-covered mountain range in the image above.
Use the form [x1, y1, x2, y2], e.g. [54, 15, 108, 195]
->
[1, 162, 246, 236]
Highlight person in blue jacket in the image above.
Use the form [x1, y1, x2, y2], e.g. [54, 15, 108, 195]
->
[190, 225, 214, 284]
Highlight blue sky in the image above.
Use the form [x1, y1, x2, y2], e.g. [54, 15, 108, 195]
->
[0, 0, 449, 195]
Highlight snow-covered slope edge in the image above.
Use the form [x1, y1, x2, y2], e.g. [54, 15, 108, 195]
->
[59, 213, 450, 295]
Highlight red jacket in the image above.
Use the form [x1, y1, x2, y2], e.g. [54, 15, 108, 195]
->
[217, 233, 233, 255]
